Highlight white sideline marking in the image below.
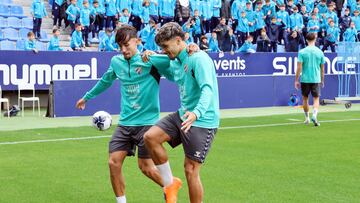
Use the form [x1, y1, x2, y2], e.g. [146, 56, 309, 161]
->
[287, 119, 302, 122]
[1, 118, 360, 145]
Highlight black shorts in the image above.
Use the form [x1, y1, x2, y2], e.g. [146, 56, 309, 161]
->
[156, 112, 217, 163]
[301, 83, 321, 97]
[109, 125, 151, 159]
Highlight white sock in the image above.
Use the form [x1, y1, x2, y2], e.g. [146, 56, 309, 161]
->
[313, 109, 318, 118]
[304, 112, 309, 119]
[156, 161, 173, 187]
[116, 196, 126, 203]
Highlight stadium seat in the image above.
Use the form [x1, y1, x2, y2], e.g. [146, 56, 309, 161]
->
[0, 0, 13, 6]
[0, 40, 15, 50]
[10, 5, 25, 18]
[18, 83, 40, 117]
[2, 27, 18, 41]
[0, 29, 3, 40]
[0, 85, 10, 117]
[16, 38, 25, 50]
[0, 16, 7, 28]
[39, 30, 50, 42]
[98, 30, 106, 41]
[36, 40, 47, 51]
[22, 18, 33, 29]
[7, 16, 22, 29]
[18, 28, 30, 39]
[0, 4, 10, 17]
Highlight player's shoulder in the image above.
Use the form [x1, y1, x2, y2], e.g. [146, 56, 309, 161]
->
[189, 50, 211, 61]
[110, 54, 126, 64]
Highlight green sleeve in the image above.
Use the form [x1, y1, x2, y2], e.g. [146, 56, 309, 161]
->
[321, 52, 325, 64]
[83, 62, 117, 101]
[191, 54, 215, 119]
[149, 54, 175, 81]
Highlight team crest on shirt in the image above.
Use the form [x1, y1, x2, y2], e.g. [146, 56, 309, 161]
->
[184, 64, 188, 73]
[135, 67, 142, 74]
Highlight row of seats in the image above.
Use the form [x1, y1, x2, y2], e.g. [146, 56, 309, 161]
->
[0, 17, 33, 29]
[0, 4, 26, 18]
[0, 0, 13, 6]
[0, 28, 49, 41]
[0, 39, 48, 50]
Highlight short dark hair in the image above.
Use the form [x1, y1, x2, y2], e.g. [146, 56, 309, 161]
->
[122, 8, 128, 12]
[306, 33, 316, 41]
[115, 25, 138, 45]
[27, 31, 35, 37]
[155, 22, 185, 47]
[52, 28, 59, 33]
[75, 23, 82, 28]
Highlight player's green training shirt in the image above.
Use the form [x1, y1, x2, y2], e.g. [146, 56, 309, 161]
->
[83, 52, 171, 126]
[167, 48, 220, 128]
[298, 45, 325, 83]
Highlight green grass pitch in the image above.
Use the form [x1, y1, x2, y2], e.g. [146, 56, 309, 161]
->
[0, 111, 360, 202]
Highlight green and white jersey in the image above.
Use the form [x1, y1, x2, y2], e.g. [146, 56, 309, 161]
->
[167, 48, 220, 128]
[83, 52, 171, 126]
[298, 45, 325, 83]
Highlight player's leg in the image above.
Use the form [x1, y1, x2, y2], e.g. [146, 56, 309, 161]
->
[301, 83, 311, 124]
[109, 151, 128, 203]
[137, 158, 163, 186]
[144, 113, 183, 203]
[181, 127, 217, 203]
[311, 84, 321, 126]
[184, 157, 203, 203]
[108, 126, 135, 203]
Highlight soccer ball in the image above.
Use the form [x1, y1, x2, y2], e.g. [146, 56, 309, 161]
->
[92, 111, 112, 131]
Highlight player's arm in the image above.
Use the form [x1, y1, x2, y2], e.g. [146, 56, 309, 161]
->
[148, 54, 175, 81]
[320, 62, 325, 88]
[76, 61, 117, 110]
[295, 62, 302, 90]
[182, 54, 215, 132]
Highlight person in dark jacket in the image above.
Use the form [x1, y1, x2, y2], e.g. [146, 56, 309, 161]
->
[213, 17, 229, 50]
[221, 0, 231, 20]
[288, 30, 301, 51]
[335, 0, 345, 17]
[339, 8, 352, 41]
[199, 35, 210, 51]
[176, 0, 191, 25]
[256, 28, 271, 52]
[267, 16, 284, 52]
[222, 28, 238, 52]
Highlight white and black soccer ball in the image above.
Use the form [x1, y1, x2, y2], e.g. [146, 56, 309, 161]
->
[92, 111, 112, 131]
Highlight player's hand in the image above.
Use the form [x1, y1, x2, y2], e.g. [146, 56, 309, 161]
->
[321, 81, 325, 88]
[76, 98, 86, 110]
[295, 81, 301, 90]
[181, 111, 197, 133]
[142, 50, 156, 62]
[187, 43, 200, 56]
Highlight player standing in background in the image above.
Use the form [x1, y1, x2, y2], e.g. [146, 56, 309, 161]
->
[144, 22, 220, 203]
[295, 33, 325, 126]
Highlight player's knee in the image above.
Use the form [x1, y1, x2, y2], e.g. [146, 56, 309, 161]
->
[138, 163, 153, 176]
[184, 162, 197, 177]
[108, 157, 122, 170]
[144, 130, 156, 146]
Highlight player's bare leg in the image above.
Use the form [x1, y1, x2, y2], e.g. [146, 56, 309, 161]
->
[109, 151, 128, 202]
[312, 97, 320, 126]
[184, 157, 203, 203]
[302, 96, 310, 124]
[144, 126, 182, 203]
[138, 158, 163, 186]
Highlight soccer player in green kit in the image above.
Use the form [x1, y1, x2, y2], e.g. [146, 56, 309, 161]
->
[76, 25, 174, 203]
[295, 33, 325, 126]
[144, 22, 220, 203]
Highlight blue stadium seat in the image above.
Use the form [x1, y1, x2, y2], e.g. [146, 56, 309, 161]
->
[0, 4, 10, 17]
[0, 40, 15, 50]
[18, 28, 30, 39]
[22, 18, 33, 29]
[98, 30, 106, 41]
[0, 0, 14, 6]
[16, 38, 25, 50]
[36, 40, 47, 51]
[10, 5, 25, 18]
[3, 27, 18, 41]
[39, 30, 50, 42]
[7, 16, 22, 29]
[0, 16, 7, 28]
[0, 29, 4, 40]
